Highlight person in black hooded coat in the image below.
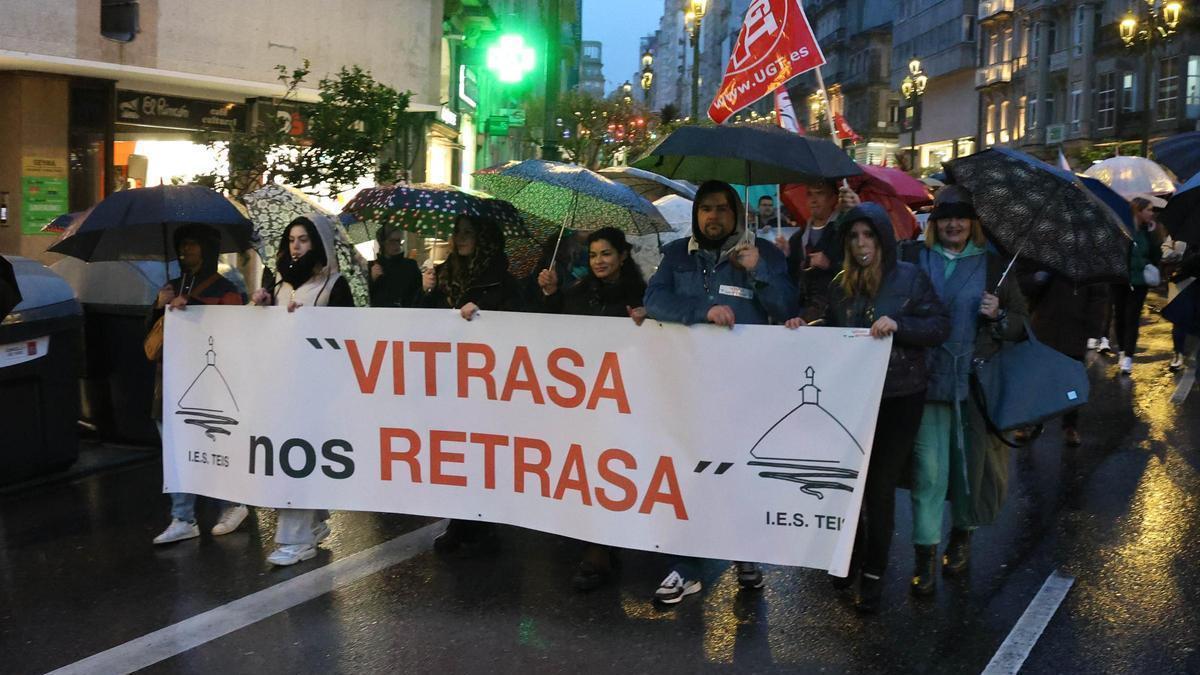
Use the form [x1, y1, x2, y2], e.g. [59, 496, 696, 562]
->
[368, 224, 422, 308]
[789, 202, 949, 612]
[421, 215, 522, 556]
[536, 227, 647, 591]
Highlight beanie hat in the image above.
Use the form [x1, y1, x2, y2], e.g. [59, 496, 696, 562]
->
[929, 184, 978, 221]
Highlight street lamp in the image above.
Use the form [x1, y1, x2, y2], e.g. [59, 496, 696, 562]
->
[1120, 1, 1185, 155]
[641, 50, 654, 104]
[621, 80, 634, 106]
[900, 56, 928, 175]
[686, 0, 708, 120]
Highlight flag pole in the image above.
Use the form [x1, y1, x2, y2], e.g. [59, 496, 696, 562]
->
[814, 67, 853, 196]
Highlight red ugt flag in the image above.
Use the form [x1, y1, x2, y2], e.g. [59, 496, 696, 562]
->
[708, 0, 826, 125]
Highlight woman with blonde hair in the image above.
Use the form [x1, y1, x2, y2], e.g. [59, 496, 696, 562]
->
[900, 185, 1028, 597]
[789, 202, 949, 612]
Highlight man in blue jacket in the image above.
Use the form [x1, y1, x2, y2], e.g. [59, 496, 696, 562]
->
[643, 180, 799, 604]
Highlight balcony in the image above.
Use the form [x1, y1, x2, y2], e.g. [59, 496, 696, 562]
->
[978, 0, 1014, 24]
[975, 62, 1013, 89]
[1049, 50, 1068, 72]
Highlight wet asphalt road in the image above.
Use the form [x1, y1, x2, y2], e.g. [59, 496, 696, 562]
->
[1, 308, 1198, 674]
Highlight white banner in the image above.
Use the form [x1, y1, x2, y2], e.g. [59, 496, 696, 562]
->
[163, 307, 890, 573]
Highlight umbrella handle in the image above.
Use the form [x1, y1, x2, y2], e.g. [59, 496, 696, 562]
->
[548, 225, 567, 270]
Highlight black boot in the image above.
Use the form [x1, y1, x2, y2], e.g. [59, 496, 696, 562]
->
[855, 573, 883, 613]
[942, 528, 971, 576]
[910, 545, 937, 596]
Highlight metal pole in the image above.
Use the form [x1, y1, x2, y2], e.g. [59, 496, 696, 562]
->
[542, 0, 561, 161]
[1141, 32, 1154, 157]
[691, 21, 701, 119]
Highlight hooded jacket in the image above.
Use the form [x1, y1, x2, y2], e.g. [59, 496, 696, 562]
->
[826, 203, 950, 398]
[644, 182, 799, 325]
[422, 219, 522, 312]
[274, 214, 355, 308]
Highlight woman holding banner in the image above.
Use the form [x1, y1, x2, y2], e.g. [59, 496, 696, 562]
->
[422, 215, 522, 556]
[901, 186, 1027, 597]
[537, 226, 647, 590]
[787, 202, 948, 613]
[251, 215, 355, 566]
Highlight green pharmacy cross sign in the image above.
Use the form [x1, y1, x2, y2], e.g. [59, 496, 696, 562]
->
[487, 34, 536, 84]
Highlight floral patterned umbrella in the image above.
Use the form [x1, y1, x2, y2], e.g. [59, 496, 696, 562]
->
[241, 184, 371, 308]
[340, 183, 530, 243]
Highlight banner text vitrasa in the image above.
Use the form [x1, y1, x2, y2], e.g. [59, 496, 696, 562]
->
[243, 339, 690, 520]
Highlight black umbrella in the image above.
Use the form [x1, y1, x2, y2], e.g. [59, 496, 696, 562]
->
[0, 255, 21, 320]
[1161, 173, 1200, 245]
[631, 124, 862, 186]
[1153, 131, 1200, 183]
[49, 185, 254, 273]
[945, 147, 1131, 287]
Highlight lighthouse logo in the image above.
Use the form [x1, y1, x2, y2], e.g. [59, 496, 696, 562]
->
[748, 367, 862, 499]
[175, 336, 240, 440]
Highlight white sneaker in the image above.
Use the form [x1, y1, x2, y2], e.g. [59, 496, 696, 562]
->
[653, 569, 702, 604]
[267, 543, 317, 566]
[211, 505, 249, 536]
[1120, 355, 1133, 374]
[1169, 353, 1185, 371]
[153, 518, 199, 545]
[1099, 337, 1112, 353]
[312, 520, 331, 544]
[1087, 338, 1099, 350]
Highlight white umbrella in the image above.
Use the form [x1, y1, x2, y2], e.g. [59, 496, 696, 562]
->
[1083, 156, 1176, 199]
[630, 194, 694, 280]
[599, 166, 697, 202]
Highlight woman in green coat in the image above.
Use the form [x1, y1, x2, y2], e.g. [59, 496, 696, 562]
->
[902, 186, 1029, 596]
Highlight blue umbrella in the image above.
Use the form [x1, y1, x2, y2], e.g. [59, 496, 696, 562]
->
[1161, 173, 1200, 245]
[946, 147, 1131, 287]
[49, 185, 253, 265]
[1153, 131, 1200, 183]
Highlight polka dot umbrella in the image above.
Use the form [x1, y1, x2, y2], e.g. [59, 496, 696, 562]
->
[341, 183, 530, 242]
[340, 183, 552, 279]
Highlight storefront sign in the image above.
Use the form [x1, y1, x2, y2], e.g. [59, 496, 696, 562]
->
[163, 307, 891, 573]
[0, 337, 49, 368]
[458, 66, 478, 109]
[253, 100, 310, 138]
[20, 157, 68, 236]
[116, 90, 246, 133]
[498, 107, 526, 127]
[485, 116, 510, 136]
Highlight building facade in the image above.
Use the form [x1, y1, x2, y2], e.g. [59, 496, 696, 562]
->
[977, 0, 1200, 161]
[580, 40, 606, 96]
[0, 0, 446, 260]
[649, 0, 691, 117]
[892, 0, 979, 173]
[792, 0, 900, 165]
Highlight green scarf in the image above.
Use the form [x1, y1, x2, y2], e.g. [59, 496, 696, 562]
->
[933, 241, 985, 279]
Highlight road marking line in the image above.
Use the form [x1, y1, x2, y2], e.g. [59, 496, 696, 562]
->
[982, 569, 1075, 675]
[48, 520, 444, 675]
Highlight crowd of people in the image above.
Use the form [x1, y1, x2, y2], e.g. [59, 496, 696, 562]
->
[146, 172, 1180, 613]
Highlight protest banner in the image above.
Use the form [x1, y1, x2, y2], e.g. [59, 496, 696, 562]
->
[163, 307, 889, 574]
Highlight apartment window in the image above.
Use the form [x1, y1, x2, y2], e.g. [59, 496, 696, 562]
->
[1188, 56, 1200, 119]
[888, 100, 900, 124]
[1046, 93, 1057, 124]
[1069, 82, 1082, 132]
[1159, 57, 1180, 121]
[1016, 96, 1027, 139]
[986, 103, 996, 146]
[1031, 22, 1041, 59]
[1072, 6, 1087, 56]
[989, 33, 1001, 65]
[1097, 72, 1116, 130]
[1000, 100, 1010, 143]
[963, 16, 977, 43]
[1003, 27, 1013, 62]
[1028, 97, 1038, 131]
[1047, 22, 1057, 53]
[1122, 73, 1136, 112]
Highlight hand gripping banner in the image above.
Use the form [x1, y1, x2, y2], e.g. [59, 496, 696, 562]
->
[163, 307, 889, 574]
[708, 0, 826, 125]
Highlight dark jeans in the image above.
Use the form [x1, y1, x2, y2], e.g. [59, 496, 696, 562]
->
[860, 390, 927, 577]
[1173, 322, 1188, 354]
[1112, 283, 1149, 356]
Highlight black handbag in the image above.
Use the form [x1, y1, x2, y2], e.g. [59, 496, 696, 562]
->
[970, 320, 1090, 438]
